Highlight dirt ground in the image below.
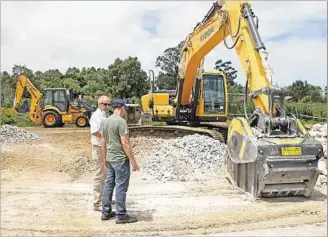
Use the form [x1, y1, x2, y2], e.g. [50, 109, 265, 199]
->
[1, 127, 327, 237]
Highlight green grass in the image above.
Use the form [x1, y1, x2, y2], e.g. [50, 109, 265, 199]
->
[0, 108, 39, 127]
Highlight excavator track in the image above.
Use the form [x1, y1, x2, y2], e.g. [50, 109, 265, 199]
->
[128, 125, 226, 143]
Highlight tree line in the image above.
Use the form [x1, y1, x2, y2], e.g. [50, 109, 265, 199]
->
[1, 41, 326, 109]
[1, 57, 150, 107]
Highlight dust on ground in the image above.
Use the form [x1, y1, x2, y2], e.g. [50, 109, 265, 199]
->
[1, 127, 327, 236]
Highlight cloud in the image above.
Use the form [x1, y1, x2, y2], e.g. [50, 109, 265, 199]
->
[1, 1, 327, 88]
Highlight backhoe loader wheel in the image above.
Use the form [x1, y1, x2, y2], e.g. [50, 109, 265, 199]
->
[75, 115, 89, 128]
[42, 111, 61, 128]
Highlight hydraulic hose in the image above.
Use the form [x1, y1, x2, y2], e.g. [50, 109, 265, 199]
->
[244, 79, 249, 120]
[223, 12, 242, 50]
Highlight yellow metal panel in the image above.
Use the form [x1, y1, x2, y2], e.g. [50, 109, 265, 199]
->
[267, 138, 304, 145]
[239, 118, 253, 136]
[228, 119, 245, 143]
[196, 79, 204, 116]
[141, 94, 151, 112]
[153, 93, 169, 105]
[153, 105, 174, 117]
[228, 117, 253, 143]
[62, 114, 72, 123]
[297, 120, 309, 136]
[43, 106, 64, 115]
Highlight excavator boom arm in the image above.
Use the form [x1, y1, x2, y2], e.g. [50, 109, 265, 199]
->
[178, 0, 273, 115]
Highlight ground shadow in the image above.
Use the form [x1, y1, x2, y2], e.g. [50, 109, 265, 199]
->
[124, 200, 155, 222]
[129, 209, 155, 222]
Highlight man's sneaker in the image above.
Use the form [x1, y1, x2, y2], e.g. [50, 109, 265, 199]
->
[115, 214, 137, 224]
[101, 211, 116, 221]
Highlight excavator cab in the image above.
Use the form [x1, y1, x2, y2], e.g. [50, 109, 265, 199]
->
[141, 70, 228, 124]
[196, 71, 228, 121]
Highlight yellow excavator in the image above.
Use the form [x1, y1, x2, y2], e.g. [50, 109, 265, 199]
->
[13, 75, 95, 128]
[131, 0, 324, 198]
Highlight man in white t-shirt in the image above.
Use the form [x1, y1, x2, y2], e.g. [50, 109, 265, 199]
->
[90, 95, 111, 211]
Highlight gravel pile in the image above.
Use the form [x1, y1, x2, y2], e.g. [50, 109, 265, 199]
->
[133, 134, 227, 183]
[308, 123, 327, 185]
[308, 123, 327, 158]
[0, 125, 41, 145]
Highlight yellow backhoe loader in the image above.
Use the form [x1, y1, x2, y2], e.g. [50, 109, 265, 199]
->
[130, 0, 323, 198]
[13, 75, 95, 128]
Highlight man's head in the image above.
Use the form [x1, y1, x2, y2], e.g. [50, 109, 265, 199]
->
[111, 99, 127, 117]
[97, 95, 110, 111]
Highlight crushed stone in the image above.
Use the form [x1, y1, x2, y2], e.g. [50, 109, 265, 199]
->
[0, 124, 41, 146]
[132, 134, 227, 183]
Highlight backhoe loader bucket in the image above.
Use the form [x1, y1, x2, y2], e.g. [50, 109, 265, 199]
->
[16, 100, 29, 113]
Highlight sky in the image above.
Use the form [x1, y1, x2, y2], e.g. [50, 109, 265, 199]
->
[1, 1, 327, 88]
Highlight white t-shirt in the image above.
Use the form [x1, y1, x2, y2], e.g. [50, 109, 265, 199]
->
[90, 108, 107, 146]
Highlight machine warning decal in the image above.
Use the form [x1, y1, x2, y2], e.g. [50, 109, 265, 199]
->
[281, 147, 302, 156]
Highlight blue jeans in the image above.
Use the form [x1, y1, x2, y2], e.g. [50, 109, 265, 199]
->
[102, 159, 130, 217]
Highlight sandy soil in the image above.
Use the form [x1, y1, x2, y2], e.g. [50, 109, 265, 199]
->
[1, 127, 327, 236]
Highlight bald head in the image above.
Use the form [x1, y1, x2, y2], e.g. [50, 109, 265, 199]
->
[98, 95, 110, 106]
[97, 95, 110, 111]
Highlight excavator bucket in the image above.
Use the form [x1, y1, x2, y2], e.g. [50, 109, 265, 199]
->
[225, 117, 323, 198]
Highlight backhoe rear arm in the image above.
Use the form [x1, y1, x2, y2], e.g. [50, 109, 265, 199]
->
[13, 75, 43, 123]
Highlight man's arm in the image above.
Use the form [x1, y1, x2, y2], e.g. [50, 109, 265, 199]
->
[90, 115, 102, 138]
[90, 124, 101, 138]
[121, 134, 139, 171]
[121, 135, 135, 159]
[100, 135, 108, 167]
[92, 131, 101, 138]
[99, 119, 108, 168]
[119, 121, 139, 171]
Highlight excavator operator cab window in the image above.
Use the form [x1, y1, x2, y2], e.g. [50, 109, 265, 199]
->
[203, 74, 226, 115]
